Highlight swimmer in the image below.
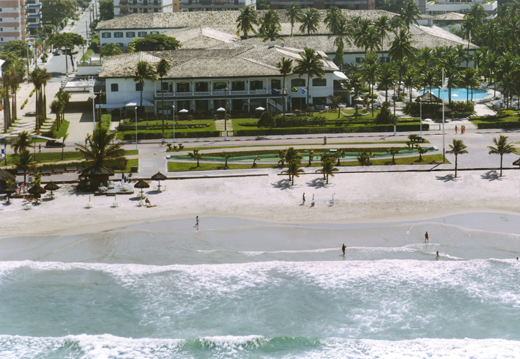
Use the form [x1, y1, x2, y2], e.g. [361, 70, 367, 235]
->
[425, 231, 429, 243]
[342, 244, 346, 256]
[436, 251, 439, 258]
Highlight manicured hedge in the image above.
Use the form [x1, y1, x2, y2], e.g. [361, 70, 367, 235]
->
[122, 130, 220, 140]
[475, 121, 520, 129]
[118, 123, 209, 131]
[235, 124, 428, 136]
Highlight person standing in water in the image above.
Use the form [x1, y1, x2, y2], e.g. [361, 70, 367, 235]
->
[342, 244, 346, 256]
[436, 251, 439, 258]
[425, 231, 429, 243]
[196, 216, 199, 227]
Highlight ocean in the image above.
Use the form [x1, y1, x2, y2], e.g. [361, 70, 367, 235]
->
[1, 214, 520, 358]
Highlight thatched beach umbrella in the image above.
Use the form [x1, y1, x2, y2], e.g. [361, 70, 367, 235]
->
[28, 183, 46, 200]
[3, 187, 15, 204]
[513, 158, 520, 167]
[151, 172, 167, 191]
[133, 179, 150, 196]
[44, 182, 60, 197]
[0, 168, 15, 183]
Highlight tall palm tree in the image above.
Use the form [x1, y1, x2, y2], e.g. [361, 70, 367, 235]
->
[379, 63, 395, 102]
[294, 47, 325, 111]
[11, 131, 33, 154]
[75, 128, 125, 170]
[13, 150, 36, 185]
[29, 67, 51, 130]
[402, 67, 419, 103]
[439, 47, 462, 105]
[281, 160, 304, 185]
[277, 149, 287, 167]
[61, 133, 69, 160]
[460, 68, 480, 103]
[2, 71, 12, 131]
[488, 135, 515, 176]
[299, 8, 320, 35]
[315, 159, 338, 184]
[133, 60, 157, 115]
[329, 17, 352, 70]
[285, 147, 302, 164]
[375, 15, 392, 60]
[286, 3, 302, 37]
[362, 51, 380, 116]
[236, 6, 258, 39]
[50, 99, 64, 130]
[446, 139, 468, 177]
[8, 66, 23, 124]
[262, 24, 283, 42]
[389, 29, 415, 97]
[400, 1, 421, 29]
[276, 57, 293, 121]
[55, 88, 71, 129]
[345, 72, 365, 118]
[324, 6, 344, 34]
[356, 26, 380, 60]
[156, 58, 171, 135]
[465, 3, 488, 24]
[259, 9, 281, 36]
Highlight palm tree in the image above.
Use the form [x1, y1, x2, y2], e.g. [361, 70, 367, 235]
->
[357, 151, 373, 166]
[375, 15, 392, 60]
[156, 58, 171, 135]
[55, 88, 71, 129]
[389, 29, 415, 97]
[307, 148, 315, 166]
[324, 6, 344, 34]
[2, 70, 12, 131]
[13, 150, 36, 185]
[75, 128, 125, 170]
[50, 99, 64, 129]
[329, 17, 352, 70]
[465, 3, 488, 24]
[335, 149, 346, 166]
[188, 149, 205, 167]
[133, 60, 157, 115]
[100, 42, 123, 58]
[294, 47, 325, 111]
[11, 131, 33, 154]
[285, 147, 302, 164]
[417, 146, 427, 162]
[387, 147, 400, 164]
[236, 6, 258, 39]
[488, 135, 515, 176]
[252, 155, 260, 168]
[281, 160, 304, 185]
[439, 47, 462, 105]
[446, 139, 468, 177]
[277, 57, 293, 121]
[400, 1, 421, 29]
[361, 51, 380, 116]
[329, 95, 342, 118]
[259, 10, 281, 36]
[345, 72, 365, 118]
[277, 149, 287, 167]
[299, 8, 320, 35]
[262, 24, 283, 42]
[286, 3, 302, 37]
[61, 133, 69, 160]
[356, 26, 380, 60]
[220, 152, 233, 168]
[315, 159, 338, 184]
[402, 67, 419, 103]
[460, 68, 480, 103]
[29, 67, 51, 130]
[378, 63, 395, 102]
[8, 66, 23, 124]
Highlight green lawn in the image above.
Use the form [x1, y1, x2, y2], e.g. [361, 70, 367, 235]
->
[115, 158, 138, 173]
[168, 154, 447, 172]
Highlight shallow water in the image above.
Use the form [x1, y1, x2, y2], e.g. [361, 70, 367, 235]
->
[1, 213, 520, 358]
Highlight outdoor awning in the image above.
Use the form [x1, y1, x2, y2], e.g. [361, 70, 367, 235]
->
[96, 103, 127, 109]
[125, 99, 154, 107]
[333, 71, 348, 80]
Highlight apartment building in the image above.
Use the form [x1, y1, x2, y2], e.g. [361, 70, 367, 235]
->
[113, 0, 180, 18]
[0, 0, 27, 46]
[25, 0, 42, 36]
[426, 0, 497, 18]
[269, 0, 374, 10]
[179, 0, 255, 12]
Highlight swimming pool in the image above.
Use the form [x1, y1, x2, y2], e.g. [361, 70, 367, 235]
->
[420, 88, 489, 100]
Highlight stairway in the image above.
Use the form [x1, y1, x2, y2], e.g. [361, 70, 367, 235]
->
[268, 98, 283, 112]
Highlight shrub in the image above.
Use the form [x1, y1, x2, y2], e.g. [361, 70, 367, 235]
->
[99, 114, 111, 131]
[257, 111, 275, 127]
[374, 102, 396, 125]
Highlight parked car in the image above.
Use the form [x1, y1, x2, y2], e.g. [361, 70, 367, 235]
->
[46, 140, 65, 148]
[53, 50, 61, 56]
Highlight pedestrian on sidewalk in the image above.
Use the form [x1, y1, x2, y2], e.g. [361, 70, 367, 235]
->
[455, 125, 458, 134]
[302, 193, 306, 205]
[39, 144, 41, 153]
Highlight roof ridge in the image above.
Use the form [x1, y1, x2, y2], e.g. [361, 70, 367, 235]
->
[241, 57, 278, 71]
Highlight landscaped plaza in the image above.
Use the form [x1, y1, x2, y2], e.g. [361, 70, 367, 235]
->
[4, 1, 520, 357]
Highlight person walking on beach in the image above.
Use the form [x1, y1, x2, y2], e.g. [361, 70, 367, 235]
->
[462, 125, 466, 134]
[425, 231, 429, 243]
[195, 216, 199, 227]
[455, 125, 458, 134]
[342, 244, 346, 256]
[302, 193, 306, 205]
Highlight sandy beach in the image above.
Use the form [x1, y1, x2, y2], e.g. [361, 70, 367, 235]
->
[2, 169, 520, 239]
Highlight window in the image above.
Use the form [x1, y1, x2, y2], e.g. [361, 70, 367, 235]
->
[111, 83, 119, 92]
[162, 82, 169, 91]
[312, 78, 326, 87]
[250, 80, 263, 90]
[195, 82, 208, 92]
[138, 31, 147, 37]
[126, 31, 135, 37]
[213, 81, 227, 90]
[150, 31, 160, 34]
[271, 79, 281, 88]
[232, 81, 245, 91]
[114, 32, 123, 38]
[101, 32, 112, 38]
[136, 83, 143, 91]
[177, 82, 190, 92]
[117, 43, 124, 48]
[355, 57, 363, 64]
[291, 78, 305, 87]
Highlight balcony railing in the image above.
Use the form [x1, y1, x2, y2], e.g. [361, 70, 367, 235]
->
[154, 88, 281, 98]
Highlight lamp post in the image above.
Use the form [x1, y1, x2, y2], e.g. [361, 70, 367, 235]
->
[90, 85, 96, 131]
[442, 68, 446, 163]
[419, 97, 423, 137]
[135, 106, 138, 150]
[392, 94, 398, 136]
[172, 104, 175, 144]
[224, 87, 228, 141]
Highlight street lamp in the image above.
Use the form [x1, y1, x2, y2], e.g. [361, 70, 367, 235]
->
[172, 104, 175, 144]
[135, 106, 138, 150]
[224, 87, 229, 141]
[392, 94, 398, 136]
[419, 97, 423, 137]
[90, 85, 96, 131]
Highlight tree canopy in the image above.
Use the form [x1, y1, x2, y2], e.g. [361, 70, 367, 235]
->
[41, 0, 78, 33]
[129, 34, 182, 52]
[100, 0, 114, 21]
